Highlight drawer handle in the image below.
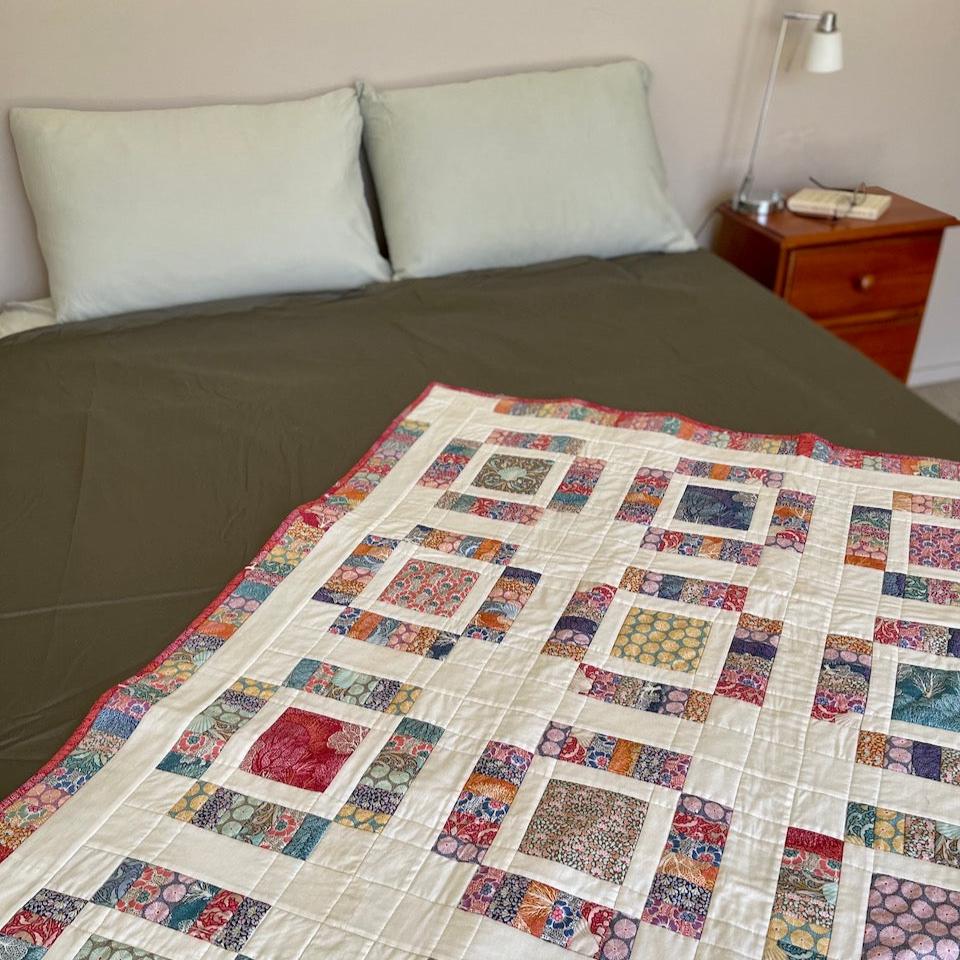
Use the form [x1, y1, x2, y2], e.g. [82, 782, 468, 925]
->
[856, 273, 876, 292]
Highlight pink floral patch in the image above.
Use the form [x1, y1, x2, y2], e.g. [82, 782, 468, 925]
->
[379, 559, 479, 617]
[910, 523, 960, 572]
[240, 708, 368, 792]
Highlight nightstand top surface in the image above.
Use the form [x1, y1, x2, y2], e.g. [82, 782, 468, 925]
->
[718, 188, 958, 248]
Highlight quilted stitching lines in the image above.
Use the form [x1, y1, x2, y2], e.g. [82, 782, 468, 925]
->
[764, 827, 844, 960]
[157, 678, 277, 779]
[378, 559, 479, 617]
[536, 722, 690, 791]
[518, 778, 647, 884]
[335, 717, 443, 833]
[90, 858, 268, 949]
[541, 582, 617, 661]
[641, 793, 733, 940]
[433, 740, 533, 864]
[284, 658, 421, 715]
[239, 708, 368, 793]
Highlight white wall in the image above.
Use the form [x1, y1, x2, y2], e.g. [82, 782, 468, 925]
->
[1, 0, 957, 383]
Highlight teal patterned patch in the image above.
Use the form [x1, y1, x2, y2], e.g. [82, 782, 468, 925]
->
[73, 935, 172, 959]
[893, 664, 960, 733]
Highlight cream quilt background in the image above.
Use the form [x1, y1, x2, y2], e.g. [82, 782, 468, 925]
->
[0, 383, 958, 960]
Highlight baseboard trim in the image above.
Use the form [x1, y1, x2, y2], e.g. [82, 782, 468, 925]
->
[909, 359, 960, 387]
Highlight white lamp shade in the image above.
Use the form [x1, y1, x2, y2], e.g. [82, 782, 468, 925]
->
[805, 30, 843, 73]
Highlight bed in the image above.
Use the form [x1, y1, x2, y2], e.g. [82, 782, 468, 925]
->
[2, 248, 958, 797]
[2, 250, 960, 959]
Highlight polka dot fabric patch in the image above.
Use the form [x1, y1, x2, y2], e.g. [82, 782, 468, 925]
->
[612, 607, 711, 673]
[861, 873, 960, 959]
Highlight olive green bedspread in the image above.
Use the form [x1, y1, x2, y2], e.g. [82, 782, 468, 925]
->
[1, 250, 957, 797]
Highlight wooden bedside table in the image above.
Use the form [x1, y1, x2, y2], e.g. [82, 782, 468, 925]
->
[713, 189, 958, 381]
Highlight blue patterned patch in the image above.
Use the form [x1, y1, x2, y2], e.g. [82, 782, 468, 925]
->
[675, 485, 758, 531]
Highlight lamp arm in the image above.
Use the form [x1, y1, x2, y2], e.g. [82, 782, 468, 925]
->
[736, 11, 819, 202]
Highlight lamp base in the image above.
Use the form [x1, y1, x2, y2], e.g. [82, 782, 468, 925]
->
[732, 190, 786, 218]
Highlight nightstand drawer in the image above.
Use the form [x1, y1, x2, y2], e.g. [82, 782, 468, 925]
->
[784, 232, 942, 319]
[820, 311, 922, 381]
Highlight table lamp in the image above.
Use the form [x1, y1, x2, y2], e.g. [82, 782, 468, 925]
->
[733, 10, 844, 216]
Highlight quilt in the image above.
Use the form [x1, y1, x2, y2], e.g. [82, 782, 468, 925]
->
[1, 383, 959, 960]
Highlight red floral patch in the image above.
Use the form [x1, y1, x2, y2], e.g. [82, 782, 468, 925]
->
[0, 908, 66, 947]
[240, 708, 368, 792]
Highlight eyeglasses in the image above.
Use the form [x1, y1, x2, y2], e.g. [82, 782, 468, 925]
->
[809, 178, 868, 220]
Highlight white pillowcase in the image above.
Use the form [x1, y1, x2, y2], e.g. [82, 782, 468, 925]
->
[359, 61, 695, 279]
[0, 298, 56, 340]
[11, 91, 390, 322]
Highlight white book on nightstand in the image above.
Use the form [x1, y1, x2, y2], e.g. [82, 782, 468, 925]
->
[787, 187, 893, 220]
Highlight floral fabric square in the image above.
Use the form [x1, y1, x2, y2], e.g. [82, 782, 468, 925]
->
[473, 454, 553, 495]
[90, 857, 268, 950]
[845, 506, 892, 570]
[764, 827, 844, 960]
[169, 780, 329, 860]
[612, 607, 711, 673]
[909, 522, 960, 572]
[519, 778, 647, 883]
[811, 634, 873, 721]
[642, 794, 733, 940]
[379, 559, 479, 618]
[240, 708, 368, 792]
[336, 717, 443, 833]
[675, 484, 758, 531]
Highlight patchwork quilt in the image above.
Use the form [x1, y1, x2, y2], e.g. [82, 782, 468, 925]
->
[2, 383, 960, 960]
